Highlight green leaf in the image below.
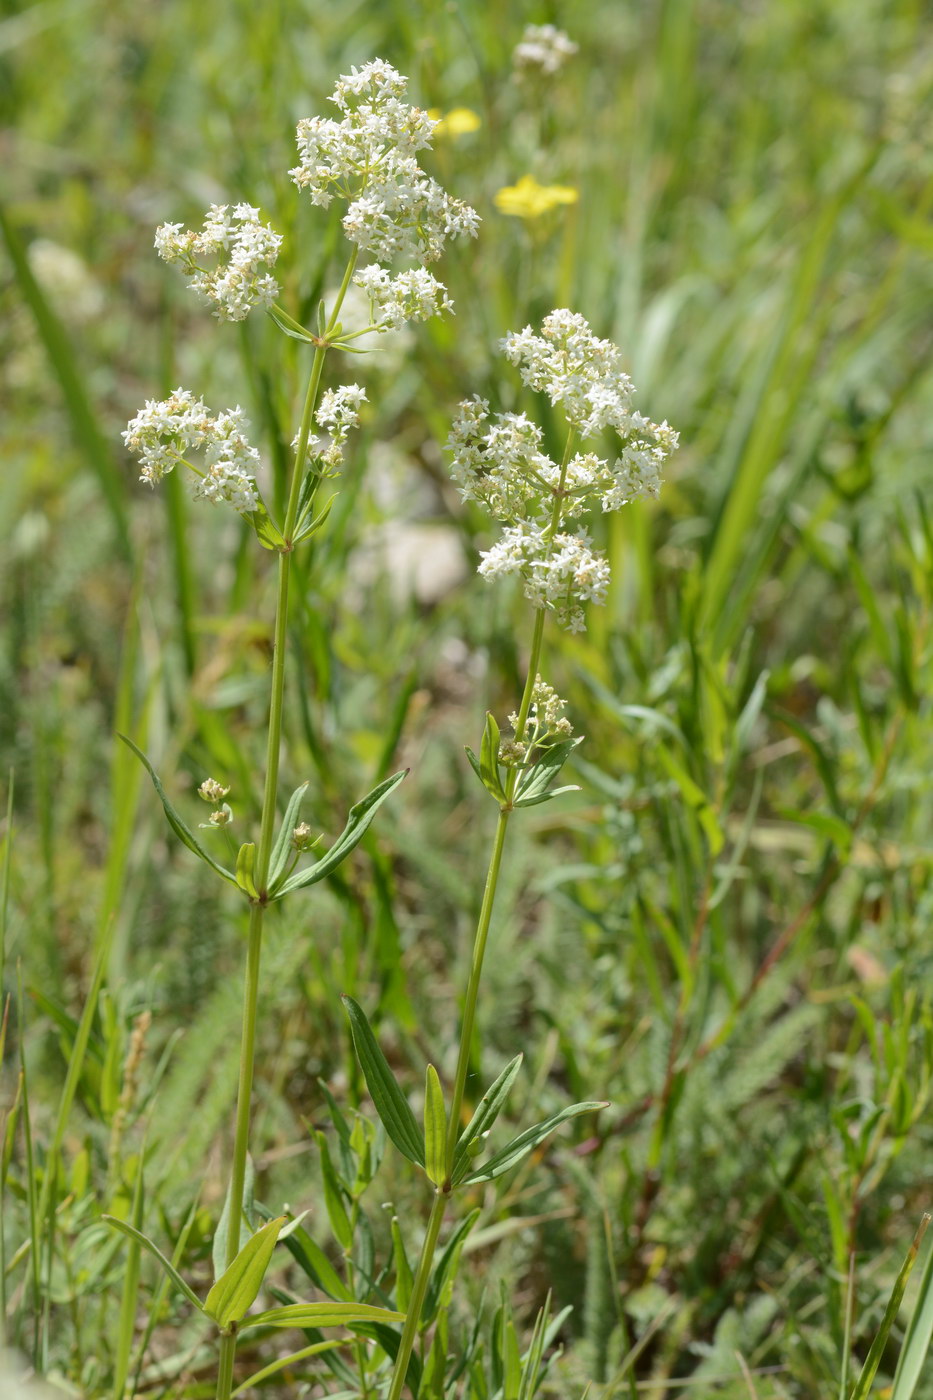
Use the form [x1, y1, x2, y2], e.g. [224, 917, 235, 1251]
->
[461, 1101, 606, 1184]
[267, 303, 317, 343]
[424, 1065, 447, 1186]
[390, 1217, 413, 1313]
[101, 1215, 204, 1312]
[267, 783, 310, 892]
[777, 807, 852, 856]
[205, 1216, 285, 1328]
[891, 1216, 933, 1399]
[235, 843, 259, 898]
[513, 737, 583, 807]
[423, 1209, 480, 1323]
[479, 713, 508, 802]
[512, 783, 581, 810]
[276, 770, 407, 897]
[111, 1157, 145, 1400]
[240, 1302, 405, 1332]
[213, 1157, 255, 1281]
[451, 1055, 523, 1185]
[341, 996, 424, 1167]
[233, 1341, 343, 1396]
[293, 492, 336, 545]
[280, 1223, 352, 1302]
[316, 1133, 352, 1250]
[118, 735, 237, 887]
[243, 496, 286, 552]
[849, 1215, 930, 1400]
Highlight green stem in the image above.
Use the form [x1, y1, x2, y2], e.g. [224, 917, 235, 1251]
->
[382, 426, 578, 1399]
[214, 248, 359, 1400]
[216, 1332, 236, 1400]
[385, 1193, 447, 1400]
[445, 806, 511, 1172]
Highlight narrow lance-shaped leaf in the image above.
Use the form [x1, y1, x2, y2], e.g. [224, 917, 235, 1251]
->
[294, 492, 336, 545]
[280, 1223, 353, 1302]
[213, 1156, 255, 1282]
[391, 1216, 413, 1313]
[233, 1341, 343, 1397]
[512, 784, 581, 810]
[424, 1065, 447, 1186]
[513, 736, 584, 808]
[891, 1214, 933, 1399]
[461, 1101, 607, 1184]
[244, 495, 286, 551]
[118, 735, 237, 886]
[276, 770, 407, 897]
[267, 782, 309, 892]
[205, 1216, 285, 1328]
[451, 1054, 523, 1184]
[342, 996, 424, 1167]
[479, 712, 508, 802]
[235, 843, 259, 898]
[267, 303, 318, 344]
[316, 1132, 353, 1251]
[240, 1301, 405, 1332]
[850, 1214, 930, 1400]
[101, 1216, 204, 1312]
[423, 1209, 480, 1323]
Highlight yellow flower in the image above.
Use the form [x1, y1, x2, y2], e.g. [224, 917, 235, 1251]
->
[493, 174, 579, 219]
[427, 107, 482, 139]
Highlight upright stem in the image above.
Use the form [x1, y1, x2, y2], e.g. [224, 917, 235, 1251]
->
[383, 428, 576, 1399]
[214, 252, 358, 1400]
[385, 1193, 448, 1400]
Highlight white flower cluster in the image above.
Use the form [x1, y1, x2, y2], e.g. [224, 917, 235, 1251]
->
[154, 204, 282, 322]
[513, 24, 579, 75]
[447, 310, 678, 631]
[354, 264, 454, 329]
[315, 383, 367, 471]
[291, 60, 478, 330]
[500, 676, 573, 764]
[123, 388, 261, 512]
[477, 523, 610, 633]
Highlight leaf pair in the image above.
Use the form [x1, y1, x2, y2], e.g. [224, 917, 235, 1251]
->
[465, 713, 582, 810]
[104, 1212, 402, 1336]
[342, 997, 604, 1187]
[121, 735, 405, 901]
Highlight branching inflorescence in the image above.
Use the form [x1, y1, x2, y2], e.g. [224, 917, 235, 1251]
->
[448, 309, 678, 632]
[115, 52, 680, 1400]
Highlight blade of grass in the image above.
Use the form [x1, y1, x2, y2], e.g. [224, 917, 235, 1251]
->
[848, 1216, 931, 1400]
[0, 201, 131, 560]
[890, 1218, 933, 1399]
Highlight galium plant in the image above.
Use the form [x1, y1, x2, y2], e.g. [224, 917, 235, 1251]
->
[61, 49, 669, 1400]
[114, 56, 684, 1399]
[117, 59, 487, 1400]
[108, 53, 690, 1400]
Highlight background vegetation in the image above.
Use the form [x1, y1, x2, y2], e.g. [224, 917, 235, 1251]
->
[2, 0, 933, 1395]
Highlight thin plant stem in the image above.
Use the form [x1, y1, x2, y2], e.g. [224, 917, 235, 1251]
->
[214, 251, 357, 1400]
[385, 1193, 448, 1400]
[383, 427, 577, 1400]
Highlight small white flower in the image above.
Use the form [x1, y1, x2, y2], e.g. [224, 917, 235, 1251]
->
[314, 383, 367, 471]
[447, 310, 678, 631]
[198, 777, 230, 803]
[123, 389, 262, 513]
[513, 24, 578, 75]
[154, 204, 282, 322]
[291, 61, 479, 268]
[354, 264, 454, 327]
